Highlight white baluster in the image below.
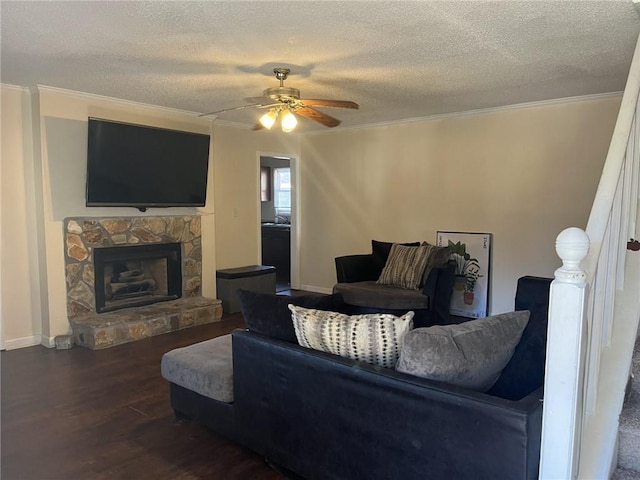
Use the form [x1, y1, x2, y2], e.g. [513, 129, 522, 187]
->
[539, 227, 590, 480]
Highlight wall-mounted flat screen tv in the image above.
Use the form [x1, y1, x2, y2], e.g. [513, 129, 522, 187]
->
[86, 118, 210, 210]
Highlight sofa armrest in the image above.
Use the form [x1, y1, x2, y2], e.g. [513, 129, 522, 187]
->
[335, 254, 381, 283]
[422, 261, 456, 324]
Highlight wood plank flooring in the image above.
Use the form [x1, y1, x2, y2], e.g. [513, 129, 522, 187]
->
[1, 314, 283, 480]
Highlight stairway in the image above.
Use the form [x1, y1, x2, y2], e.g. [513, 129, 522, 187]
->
[613, 338, 640, 480]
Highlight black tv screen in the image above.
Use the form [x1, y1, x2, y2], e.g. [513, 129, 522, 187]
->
[86, 118, 210, 209]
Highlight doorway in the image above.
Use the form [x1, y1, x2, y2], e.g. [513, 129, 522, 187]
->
[259, 154, 298, 293]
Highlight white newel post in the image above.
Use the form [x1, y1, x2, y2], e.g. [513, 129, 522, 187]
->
[539, 227, 590, 480]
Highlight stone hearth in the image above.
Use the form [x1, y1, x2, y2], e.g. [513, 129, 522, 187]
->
[64, 216, 222, 349]
[71, 297, 220, 349]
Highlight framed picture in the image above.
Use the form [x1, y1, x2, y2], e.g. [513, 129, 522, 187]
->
[436, 231, 492, 319]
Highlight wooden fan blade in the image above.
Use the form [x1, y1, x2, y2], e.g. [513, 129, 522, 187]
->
[295, 106, 341, 128]
[299, 99, 359, 109]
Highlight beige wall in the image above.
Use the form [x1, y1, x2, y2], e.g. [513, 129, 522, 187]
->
[1, 85, 216, 347]
[212, 125, 299, 270]
[299, 96, 621, 313]
[1, 85, 40, 346]
[0, 85, 621, 347]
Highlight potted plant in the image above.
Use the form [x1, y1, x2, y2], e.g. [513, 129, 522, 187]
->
[448, 240, 468, 290]
[463, 260, 481, 305]
[447, 241, 480, 293]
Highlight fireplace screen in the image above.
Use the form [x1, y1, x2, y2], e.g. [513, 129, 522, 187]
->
[93, 243, 182, 313]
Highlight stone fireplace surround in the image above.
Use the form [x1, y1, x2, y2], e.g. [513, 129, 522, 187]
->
[64, 215, 222, 349]
[93, 242, 183, 313]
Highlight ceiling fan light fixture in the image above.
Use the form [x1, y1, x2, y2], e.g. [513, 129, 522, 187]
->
[259, 109, 278, 129]
[281, 109, 297, 132]
[200, 67, 357, 130]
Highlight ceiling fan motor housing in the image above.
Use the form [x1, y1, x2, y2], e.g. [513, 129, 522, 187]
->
[263, 86, 301, 103]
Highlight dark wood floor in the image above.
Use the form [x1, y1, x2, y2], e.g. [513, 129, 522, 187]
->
[1, 313, 284, 480]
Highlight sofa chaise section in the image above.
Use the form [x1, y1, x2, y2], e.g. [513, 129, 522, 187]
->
[161, 334, 236, 441]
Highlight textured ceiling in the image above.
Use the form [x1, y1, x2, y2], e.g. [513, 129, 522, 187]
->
[2, 1, 639, 131]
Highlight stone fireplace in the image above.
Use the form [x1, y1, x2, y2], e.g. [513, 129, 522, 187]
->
[93, 242, 182, 313]
[64, 216, 221, 349]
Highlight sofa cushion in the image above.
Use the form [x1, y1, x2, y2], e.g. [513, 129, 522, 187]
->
[377, 243, 431, 290]
[160, 334, 234, 403]
[237, 289, 345, 343]
[487, 276, 552, 399]
[396, 310, 530, 391]
[333, 281, 431, 310]
[289, 305, 414, 368]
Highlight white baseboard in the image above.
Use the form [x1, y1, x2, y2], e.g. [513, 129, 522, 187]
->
[40, 336, 56, 348]
[4, 335, 42, 350]
[299, 285, 333, 295]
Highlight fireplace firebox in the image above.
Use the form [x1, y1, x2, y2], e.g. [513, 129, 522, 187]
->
[93, 243, 182, 313]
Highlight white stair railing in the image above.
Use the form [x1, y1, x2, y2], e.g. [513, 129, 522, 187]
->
[539, 33, 640, 479]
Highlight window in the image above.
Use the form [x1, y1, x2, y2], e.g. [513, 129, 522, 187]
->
[273, 167, 291, 216]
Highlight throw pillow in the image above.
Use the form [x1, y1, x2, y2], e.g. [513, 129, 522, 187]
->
[237, 290, 345, 343]
[420, 242, 451, 287]
[377, 243, 430, 290]
[289, 305, 414, 368]
[395, 310, 530, 391]
[371, 240, 420, 272]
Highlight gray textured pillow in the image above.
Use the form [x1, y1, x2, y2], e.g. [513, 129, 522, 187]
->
[377, 243, 430, 290]
[396, 311, 530, 391]
[420, 242, 451, 286]
[289, 305, 414, 368]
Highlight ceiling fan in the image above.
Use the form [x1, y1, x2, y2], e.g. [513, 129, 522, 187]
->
[200, 68, 359, 131]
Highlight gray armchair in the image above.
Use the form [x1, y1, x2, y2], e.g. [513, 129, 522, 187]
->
[333, 240, 456, 327]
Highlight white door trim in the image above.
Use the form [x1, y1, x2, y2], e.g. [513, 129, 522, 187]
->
[256, 152, 300, 290]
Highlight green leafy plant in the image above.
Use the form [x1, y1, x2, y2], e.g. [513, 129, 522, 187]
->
[463, 261, 481, 293]
[447, 240, 482, 302]
[447, 240, 479, 277]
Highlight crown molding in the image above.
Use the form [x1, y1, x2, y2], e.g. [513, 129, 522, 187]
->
[35, 84, 206, 119]
[0, 83, 31, 93]
[10, 84, 621, 133]
[306, 91, 624, 135]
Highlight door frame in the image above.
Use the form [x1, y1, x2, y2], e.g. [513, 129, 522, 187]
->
[257, 151, 300, 289]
